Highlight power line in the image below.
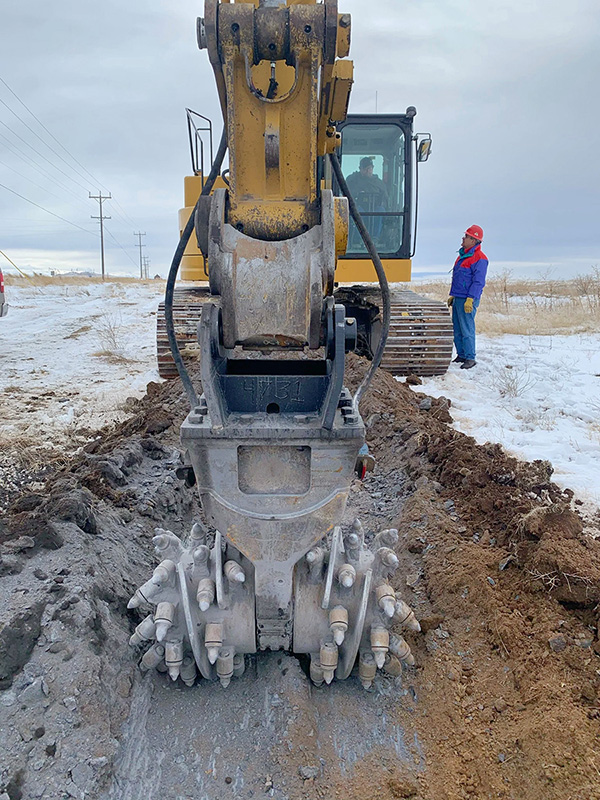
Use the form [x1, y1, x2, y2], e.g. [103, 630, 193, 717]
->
[0, 152, 138, 264]
[107, 196, 138, 229]
[0, 180, 97, 237]
[0, 157, 84, 209]
[0, 117, 90, 193]
[0, 76, 112, 198]
[0, 75, 139, 229]
[0, 78, 143, 265]
[0, 129, 91, 208]
[105, 225, 139, 270]
[0, 95, 97, 190]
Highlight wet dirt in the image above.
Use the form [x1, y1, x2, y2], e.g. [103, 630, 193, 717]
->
[1, 357, 599, 799]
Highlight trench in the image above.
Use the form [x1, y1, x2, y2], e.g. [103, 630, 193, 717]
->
[104, 464, 425, 800]
[104, 652, 423, 800]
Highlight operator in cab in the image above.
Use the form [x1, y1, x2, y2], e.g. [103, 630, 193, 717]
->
[345, 156, 388, 209]
[447, 225, 488, 370]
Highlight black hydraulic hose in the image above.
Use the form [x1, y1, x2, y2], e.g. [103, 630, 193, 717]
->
[164, 129, 228, 409]
[329, 152, 391, 413]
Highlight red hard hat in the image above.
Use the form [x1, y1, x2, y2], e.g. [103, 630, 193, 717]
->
[464, 225, 483, 241]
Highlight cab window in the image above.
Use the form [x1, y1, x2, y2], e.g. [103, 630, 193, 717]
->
[338, 123, 406, 257]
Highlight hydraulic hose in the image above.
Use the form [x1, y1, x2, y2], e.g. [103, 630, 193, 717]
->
[329, 152, 391, 413]
[164, 129, 228, 409]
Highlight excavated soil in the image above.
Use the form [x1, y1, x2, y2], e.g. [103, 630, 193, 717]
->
[1, 357, 599, 800]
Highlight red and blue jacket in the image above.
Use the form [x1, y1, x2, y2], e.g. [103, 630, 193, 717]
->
[450, 244, 488, 300]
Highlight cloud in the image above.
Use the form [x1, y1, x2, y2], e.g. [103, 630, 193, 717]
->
[0, 0, 598, 277]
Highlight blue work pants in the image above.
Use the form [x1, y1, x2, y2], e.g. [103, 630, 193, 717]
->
[452, 297, 480, 360]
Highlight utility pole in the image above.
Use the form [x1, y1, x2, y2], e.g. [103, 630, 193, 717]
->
[143, 255, 151, 280]
[134, 231, 146, 280]
[90, 191, 111, 280]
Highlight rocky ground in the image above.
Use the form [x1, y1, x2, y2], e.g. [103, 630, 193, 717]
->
[1, 358, 599, 800]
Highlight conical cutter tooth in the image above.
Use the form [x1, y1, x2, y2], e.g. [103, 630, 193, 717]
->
[140, 643, 165, 672]
[180, 655, 197, 687]
[394, 599, 421, 632]
[375, 528, 399, 548]
[359, 650, 377, 690]
[153, 559, 177, 583]
[165, 640, 184, 681]
[224, 560, 246, 584]
[389, 633, 415, 666]
[152, 530, 183, 559]
[128, 559, 176, 608]
[233, 653, 246, 679]
[190, 521, 207, 545]
[306, 546, 326, 577]
[193, 545, 210, 565]
[329, 606, 349, 646]
[343, 531, 362, 561]
[370, 625, 390, 669]
[375, 584, 396, 618]
[383, 652, 403, 677]
[352, 518, 365, 542]
[338, 563, 356, 588]
[309, 655, 325, 687]
[205, 622, 223, 665]
[154, 602, 176, 642]
[320, 642, 339, 685]
[196, 578, 216, 612]
[376, 547, 399, 576]
[129, 614, 156, 647]
[127, 577, 160, 609]
[217, 648, 234, 688]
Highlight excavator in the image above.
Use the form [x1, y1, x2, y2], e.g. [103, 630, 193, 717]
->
[129, 0, 429, 689]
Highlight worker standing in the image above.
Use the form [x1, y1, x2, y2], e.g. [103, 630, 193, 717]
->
[447, 225, 488, 369]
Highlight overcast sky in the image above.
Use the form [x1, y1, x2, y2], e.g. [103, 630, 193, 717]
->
[1, 0, 599, 280]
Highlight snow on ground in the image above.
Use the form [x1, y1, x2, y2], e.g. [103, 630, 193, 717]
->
[0, 282, 163, 451]
[413, 333, 600, 506]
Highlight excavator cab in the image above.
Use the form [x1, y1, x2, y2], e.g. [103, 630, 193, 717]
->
[332, 110, 431, 283]
[338, 114, 411, 259]
[328, 112, 450, 377]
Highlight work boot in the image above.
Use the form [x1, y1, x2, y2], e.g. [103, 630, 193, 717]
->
[452, 356, 466, 363]
[460, 359, 476, 370]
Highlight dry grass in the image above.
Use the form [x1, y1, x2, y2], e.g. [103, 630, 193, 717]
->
[87, 311, 135, 363]
[409, 267, 600, 336]
[6, 270, 600, 338]
[490, 365, 538, 398]
[91, 350, 136, 364]
[0, 432, 70, 470]
[4, 273, 164, 288]
[96, 311, 124, 352]
[64, 325, 92, 340]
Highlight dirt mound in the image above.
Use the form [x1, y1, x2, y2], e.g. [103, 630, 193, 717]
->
[346, 355, 600, 800]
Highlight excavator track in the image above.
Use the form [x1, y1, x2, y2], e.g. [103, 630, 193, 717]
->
[158, 287, 454, 380]
[380, 289, 454, 376]
[156, 286, 212, 380]
[335, 286, 454, 377]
